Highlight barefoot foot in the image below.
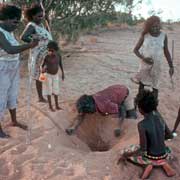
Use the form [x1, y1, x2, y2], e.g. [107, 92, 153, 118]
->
[0, 131, 10, 138]
[38, 98, 47, 103]
[49, 107, 55, 112]
[11, 122, 28, 130]
[56, 106, 63, 110]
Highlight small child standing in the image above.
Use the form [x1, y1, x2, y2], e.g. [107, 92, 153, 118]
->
[132, 16, 174, 101]
[41, 41, 64, 111]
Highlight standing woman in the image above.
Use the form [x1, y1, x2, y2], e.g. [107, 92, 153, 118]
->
[21, 3, 53, 102]
[0, 3, 38, 137]
[132, 16, 174, 101]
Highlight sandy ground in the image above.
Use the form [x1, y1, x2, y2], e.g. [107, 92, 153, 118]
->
[0, 24, 180, 180]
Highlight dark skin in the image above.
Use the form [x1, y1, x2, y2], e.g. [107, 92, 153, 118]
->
[117, 108, 173, 164]
[133, 21, 174, 104]
[65, 102, 136, 136]
[172, 107, 180, 133]
[133, 21, 174, 76]
[21, 11, 45, 43]
[0, 18, 39, 138]
[0, 20, 38, 54]
[21, 11, 48, 102]
[65, 113, 86, 135]
[41, 49, 65, 111]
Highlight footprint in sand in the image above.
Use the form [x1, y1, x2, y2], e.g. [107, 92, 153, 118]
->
[12, 154, 34, 166]
[10, 144, 28, 155]
[0, 162, 9, 176]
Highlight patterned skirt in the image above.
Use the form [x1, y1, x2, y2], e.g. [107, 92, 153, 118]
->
[121, 144, 171, 166]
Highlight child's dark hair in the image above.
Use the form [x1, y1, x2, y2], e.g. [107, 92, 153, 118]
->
[47, 41, 59, 51]
[76, 95, 96, 113]
[0, 3, 21, 20]
[142, 16, 161, 36]
[137, 90, 158, 113]
[23, 3, 43, 22]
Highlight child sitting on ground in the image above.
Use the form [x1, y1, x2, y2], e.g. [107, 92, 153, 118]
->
[118, 90, 175, 179]
[41, 41, 64, 111]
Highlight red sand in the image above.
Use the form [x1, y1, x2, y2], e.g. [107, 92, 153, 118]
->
[0, 24, 180, 180]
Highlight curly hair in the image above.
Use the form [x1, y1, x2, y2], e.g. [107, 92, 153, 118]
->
[23, 3, 43, 22]
[0, 3, 21, 20]
[76, 95, 96, 113]
[137, 90, 158, 113]
[47, 41, 59, 51]
[142, 16, 161, 36]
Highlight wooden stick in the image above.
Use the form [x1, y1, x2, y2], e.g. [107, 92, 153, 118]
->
[170, 40, 174, 90]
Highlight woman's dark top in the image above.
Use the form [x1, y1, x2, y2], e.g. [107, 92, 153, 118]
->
[138, 111, 172, 158]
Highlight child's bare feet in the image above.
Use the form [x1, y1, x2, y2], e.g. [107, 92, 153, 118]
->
[50, 107, 55, 112]
[162, 163, 176, 177]
[11, 122, 28, 130]
[38, 98, 47, 103]
[56, 106, 63, 110]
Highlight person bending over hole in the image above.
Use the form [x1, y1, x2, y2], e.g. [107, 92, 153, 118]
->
[66, 84, 137, 136]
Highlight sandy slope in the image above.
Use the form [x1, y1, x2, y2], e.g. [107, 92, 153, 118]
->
[0, 24, 180, 180]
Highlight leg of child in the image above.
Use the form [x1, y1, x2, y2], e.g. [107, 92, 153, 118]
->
[134, 82, 144, 109]
[138, 82, 145, 96]
[54, 95, 62, 110]
[153, 88, 158, 100]
[114, 103, 126, 137]
[47, 95, 55, 111]
[36, 80, 46, 102]
[9, 108, 27, 130]
[172, 107, 180, 133]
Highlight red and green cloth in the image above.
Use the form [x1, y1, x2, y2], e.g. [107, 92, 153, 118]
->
[121, 144, 171, 166]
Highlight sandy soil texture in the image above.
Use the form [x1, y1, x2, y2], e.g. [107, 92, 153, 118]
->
[0, 24, 180, 180]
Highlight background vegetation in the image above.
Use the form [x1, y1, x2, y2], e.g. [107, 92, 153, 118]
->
[8, 0, 145, 41]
